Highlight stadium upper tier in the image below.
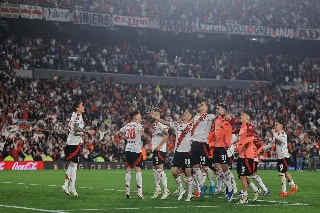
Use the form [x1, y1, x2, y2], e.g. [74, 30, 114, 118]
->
[5, 0, 320, 28]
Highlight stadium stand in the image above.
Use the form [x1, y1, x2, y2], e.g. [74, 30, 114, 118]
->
[0, 0, 319, 170]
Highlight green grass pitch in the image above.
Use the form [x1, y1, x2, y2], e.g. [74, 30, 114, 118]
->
[0, 169, 319, 213]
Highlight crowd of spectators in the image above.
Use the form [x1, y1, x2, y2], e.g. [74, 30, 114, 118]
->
[6, 0, 320, 28]
[0, 71, 319, 169]
[0, 0, 319, 169]
[1, 32, 320, 83]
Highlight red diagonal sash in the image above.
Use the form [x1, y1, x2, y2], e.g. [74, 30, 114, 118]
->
[176, 123, 192, 150]
[191, 114, 207, 136]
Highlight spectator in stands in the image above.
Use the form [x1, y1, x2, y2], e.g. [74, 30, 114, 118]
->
[308, 143, 319, 171]
[34, 149, 43, 161]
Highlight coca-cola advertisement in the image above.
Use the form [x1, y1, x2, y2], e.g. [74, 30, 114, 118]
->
[0, 161, 44, 170]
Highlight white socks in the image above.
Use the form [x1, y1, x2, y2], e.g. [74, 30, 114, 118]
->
[194, 168, 204, 187]
[248, 181, 259, 192]
[126, 171, 143, 195]
[175, 176, 183, 191]
[252, 175, 267, 191]
[157, 169, 168, 191]
[193, 173, 201, 192]
[136, 172, 142, 195]
[224, 171, 233, 192]
[187, 176, 194, 196]
[125, 171, 132, 195]
[205, 167, 215, 186]
[288, 179, 295, 188]
[280, 174, 286, 192]
[69, 163, 77, 189]
[153, 169, 161, 191]
[64, 164, 71, 186]
[217, 169, 225, 191]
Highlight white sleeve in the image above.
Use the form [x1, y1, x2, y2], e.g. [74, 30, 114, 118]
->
[264, 138, 275, 149]
[208, 113, 217, 121]
[273, 132, 287, 146]
[169, 121, 177, 129]
[227, 144, 235, 157]
[159, 123, 168, 131]
[119, 125, 126, 134]
[139, 124, 144, 131]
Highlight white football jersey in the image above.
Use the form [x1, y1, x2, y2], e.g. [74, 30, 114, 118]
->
[152, 122, 168, 152]
[265, 131, 290, 159]
[67, 112, 85, 145]
[190, 113, 216, 143]
[170, 121, 192, 152]
[119, 122, 144, 153]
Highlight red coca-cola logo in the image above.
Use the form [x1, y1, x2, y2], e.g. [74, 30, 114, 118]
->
[12, 162, 38, 170]
[0, 161, 44, 170]
[0, 162, 5, 170]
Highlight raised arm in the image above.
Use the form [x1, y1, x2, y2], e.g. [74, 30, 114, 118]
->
[148, 113, 171, 125]
[74, 123, 95, 135]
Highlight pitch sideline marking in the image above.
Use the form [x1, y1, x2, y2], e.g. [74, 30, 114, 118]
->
[67, 203, 309, 211]
[0, 204, 69, 213]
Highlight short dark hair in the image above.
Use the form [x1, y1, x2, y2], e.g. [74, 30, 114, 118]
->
[184, 108, 193, 117]
[217, 103, 227, 111]
[130, 111, 140, 120]
[73, 100, 83, 112]
[243, 110, 253, 120]
[151, 107, 161, 113]
[275, 120, 286, 129]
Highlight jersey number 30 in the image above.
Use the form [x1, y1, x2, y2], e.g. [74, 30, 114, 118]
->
[126, 128, 136, 140]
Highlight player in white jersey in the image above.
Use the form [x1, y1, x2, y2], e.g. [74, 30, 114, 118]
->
[190, 101, 216, 198]
[61, 101, 95, 197]
[263, 120, 298, 197]
[117, 111, 151, 199]
[150, 109, 194, 201]
[149, 107, 170, 199]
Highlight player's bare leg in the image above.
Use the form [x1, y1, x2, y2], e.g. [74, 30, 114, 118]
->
[237, 176, 249, 204]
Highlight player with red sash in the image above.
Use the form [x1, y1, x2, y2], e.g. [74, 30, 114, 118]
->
[190, 101, 216, 198]
[149, 108, 170, 199]
[263, 120, 298, 197]
[150, 109, 194, 201]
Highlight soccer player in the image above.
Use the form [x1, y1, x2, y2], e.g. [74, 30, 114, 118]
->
[235, 110, 256, 204]
[149, 107, 170, 199]
[190, 101, 216, 198]
[211, 103, 237, 202]
[228, 134, 261, 202]
[61, 101, 95, 197]
[263, 120, 298, 197]
[150, 109, 194, 201]
[117, 111, 151, 199]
